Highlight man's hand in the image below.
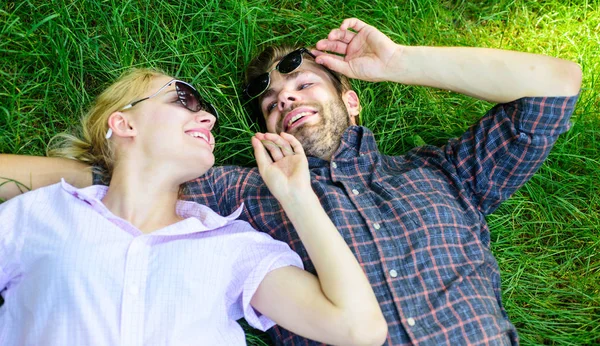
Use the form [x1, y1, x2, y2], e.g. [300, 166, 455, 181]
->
[251, 132, 311, 204]
[313, 18, 581, 102]
[313, 18, 402, 82]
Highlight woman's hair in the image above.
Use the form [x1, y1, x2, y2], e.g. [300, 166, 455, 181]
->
[48, 68, 168, 181]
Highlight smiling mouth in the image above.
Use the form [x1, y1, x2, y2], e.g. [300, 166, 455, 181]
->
[285, 111, 315, 132]
[186, 131, 210, 143]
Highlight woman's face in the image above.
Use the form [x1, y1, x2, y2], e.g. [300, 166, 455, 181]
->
[125, 76, 218, 180]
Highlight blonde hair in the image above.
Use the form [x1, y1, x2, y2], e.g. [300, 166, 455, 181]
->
[48, 68, 169, 180]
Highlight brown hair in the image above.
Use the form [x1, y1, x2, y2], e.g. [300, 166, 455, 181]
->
[47, 68, 169, 180]
[244, 43, 353, 131]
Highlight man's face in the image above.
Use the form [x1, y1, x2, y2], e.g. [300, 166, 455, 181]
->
[258, 60, 357, 160]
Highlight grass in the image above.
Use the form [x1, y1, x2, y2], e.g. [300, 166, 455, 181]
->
[1, 0, 599, 344]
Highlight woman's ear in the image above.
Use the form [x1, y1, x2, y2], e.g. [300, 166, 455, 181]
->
[342, 90, 361, 125]
[107, 112, 137, 139]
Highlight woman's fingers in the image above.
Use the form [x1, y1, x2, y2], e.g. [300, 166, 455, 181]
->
[252, 136, 273, 168]
[280, 132, 305, 157]
[262, 133, 296, 159]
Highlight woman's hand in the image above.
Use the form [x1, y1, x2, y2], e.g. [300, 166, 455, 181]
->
[251, 132, 311, 204]
[251, 131, 388, 346]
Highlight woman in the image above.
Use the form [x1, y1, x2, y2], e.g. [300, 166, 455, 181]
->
[0, 69, 387, 345]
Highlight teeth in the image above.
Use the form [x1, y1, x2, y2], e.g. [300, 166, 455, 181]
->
[188, 132, 208, 142]
[287, 112, 312, 128]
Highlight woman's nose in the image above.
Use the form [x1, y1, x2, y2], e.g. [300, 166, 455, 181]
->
[195, 111, 217, 129]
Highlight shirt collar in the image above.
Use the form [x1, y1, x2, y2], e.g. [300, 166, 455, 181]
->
[59, 179, 243, 235]
[307, 126, 379, 167]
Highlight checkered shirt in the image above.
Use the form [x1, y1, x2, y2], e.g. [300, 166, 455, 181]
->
[98, 95, 578, 345]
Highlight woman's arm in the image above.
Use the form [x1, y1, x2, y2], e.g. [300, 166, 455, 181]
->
[0, 154, 92, 201]
[250, 132, 387, 346]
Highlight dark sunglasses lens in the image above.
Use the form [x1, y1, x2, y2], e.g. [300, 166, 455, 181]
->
[246, 73, 270, 98]
[175, 82, 202, 112]
[175, 82, 216, 114]
[277, 50, 303, 73]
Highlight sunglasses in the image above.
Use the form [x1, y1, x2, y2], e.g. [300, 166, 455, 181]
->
[243, 48, 341, 99]
[106, 79, 218, 139]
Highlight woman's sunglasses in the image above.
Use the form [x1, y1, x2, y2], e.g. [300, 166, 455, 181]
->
[243, 48, 341, 99]
[122, 79, 218, 117]
[106, 79, 218, 139]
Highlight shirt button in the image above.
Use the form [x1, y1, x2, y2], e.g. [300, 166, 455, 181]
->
[331, 162, 337, 169]
[129, 285, 139, 296]
[389, 269, 398, 278]
[373, 222, 381, 230]
[352, 189, 359, 195]
[407, 317, 416, 326]
[129, 242, 144, 255]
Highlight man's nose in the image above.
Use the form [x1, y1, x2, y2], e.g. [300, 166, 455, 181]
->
[277, 89, 300, 111]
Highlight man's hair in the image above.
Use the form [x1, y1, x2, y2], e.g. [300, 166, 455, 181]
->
[244, 43, 354, 131]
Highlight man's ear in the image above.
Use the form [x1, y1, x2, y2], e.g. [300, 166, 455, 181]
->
[107, 112, 137, 138]
[342, 90, 361, 125]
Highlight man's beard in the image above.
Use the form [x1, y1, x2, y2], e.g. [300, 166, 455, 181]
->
[289, 96, 350, 161]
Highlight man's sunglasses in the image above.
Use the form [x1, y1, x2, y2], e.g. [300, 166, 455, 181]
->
[243, 48, 341, 99]
[106, 79, 218, 139]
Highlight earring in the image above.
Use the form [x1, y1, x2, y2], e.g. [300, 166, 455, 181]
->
[105, 128, 113, 139]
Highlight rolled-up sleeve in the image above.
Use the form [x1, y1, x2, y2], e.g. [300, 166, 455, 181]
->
[447, 95, 579, 215]
[0, 193, 29, 291]
[226, 227, 303, 331]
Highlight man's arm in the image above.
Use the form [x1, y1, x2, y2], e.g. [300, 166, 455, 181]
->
[314, 18, 582, 101]
[0, 154, 92, 201]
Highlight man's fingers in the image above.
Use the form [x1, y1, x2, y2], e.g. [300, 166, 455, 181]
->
[327, 28, 356, 44]
[315, 39, 348, 56]
[312, 48, 346, 63]
[315, 54, 352, 77]
[312, 51, 345, 62]
[340, 18, 368, 32]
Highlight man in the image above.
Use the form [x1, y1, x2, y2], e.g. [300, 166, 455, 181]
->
[0, 18, 581, 345]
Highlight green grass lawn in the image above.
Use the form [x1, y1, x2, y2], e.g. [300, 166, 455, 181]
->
[1, 0, 599, 345]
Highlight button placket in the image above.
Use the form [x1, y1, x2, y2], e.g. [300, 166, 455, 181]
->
[120, 238, 150, 346]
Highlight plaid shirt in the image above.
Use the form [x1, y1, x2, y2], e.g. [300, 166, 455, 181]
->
[96, 95, 577, 345]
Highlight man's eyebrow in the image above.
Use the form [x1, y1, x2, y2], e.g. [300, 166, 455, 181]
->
[260, 70, 306, 102]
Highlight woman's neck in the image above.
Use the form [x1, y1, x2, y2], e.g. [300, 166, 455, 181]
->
[102, 164, 183, 234]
